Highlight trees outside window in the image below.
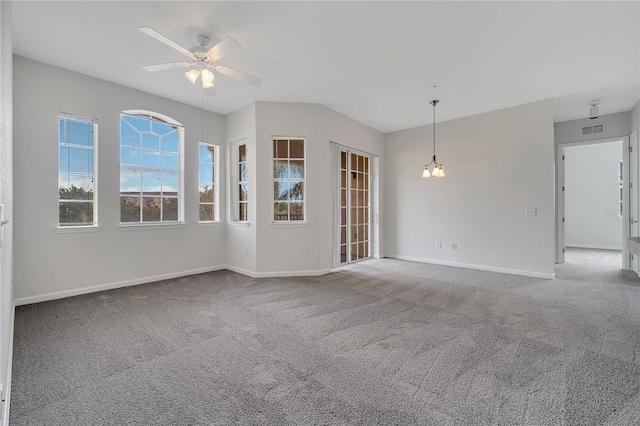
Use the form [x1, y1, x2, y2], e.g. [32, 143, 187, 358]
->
[58, 114, 98, 227]
[273, 138, 305, 221]
[199, 142, 218, 222]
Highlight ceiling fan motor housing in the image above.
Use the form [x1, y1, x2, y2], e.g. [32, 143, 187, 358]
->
[189, 46, 213, 67]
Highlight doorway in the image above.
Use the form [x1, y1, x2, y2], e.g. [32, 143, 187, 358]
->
[556, 137, 629, 269]
[338, 149, 372, 265]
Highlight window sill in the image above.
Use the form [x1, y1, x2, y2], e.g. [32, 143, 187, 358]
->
[270, 222, 309, 228]
[227, 221, 250, 228]
[118, 223, 186, 231]
[55, 225, 102, 234]
[197, 221, 222, 227]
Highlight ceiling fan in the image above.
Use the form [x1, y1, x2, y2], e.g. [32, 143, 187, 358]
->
[139, 27, 262, 96]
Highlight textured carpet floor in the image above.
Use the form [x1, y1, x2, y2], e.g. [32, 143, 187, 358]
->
[9, 251, 640, 425]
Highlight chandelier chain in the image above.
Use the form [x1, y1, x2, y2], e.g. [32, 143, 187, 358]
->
[433, 101, 436, 156]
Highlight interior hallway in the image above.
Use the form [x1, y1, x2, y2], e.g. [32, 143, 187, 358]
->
[556, 248, 639, 284]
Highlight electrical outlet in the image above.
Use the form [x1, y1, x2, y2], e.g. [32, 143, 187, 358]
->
[452, 243, 457, 250]
[156, 250, 163, 260]
[302, 248, 308, 257]
[244, 248, 249, 256]
[436, 242, 442, 249]
[525, 208, 537, 216]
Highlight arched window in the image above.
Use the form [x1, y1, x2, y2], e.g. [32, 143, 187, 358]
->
[119, 110, 184, 224]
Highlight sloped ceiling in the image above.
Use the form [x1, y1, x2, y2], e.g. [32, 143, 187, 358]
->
[12, 1, 640, 133]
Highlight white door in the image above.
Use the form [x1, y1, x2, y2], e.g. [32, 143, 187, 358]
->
[630, 131, 639, 272]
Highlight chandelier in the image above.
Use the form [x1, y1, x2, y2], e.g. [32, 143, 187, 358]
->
[422, 100, 445, 178]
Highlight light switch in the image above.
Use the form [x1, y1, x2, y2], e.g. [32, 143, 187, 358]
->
[525, 208, 537, 216]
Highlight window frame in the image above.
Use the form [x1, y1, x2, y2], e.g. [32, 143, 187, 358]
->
[119, 110, 185, 226]
[272, 137, 306, 223]
[228, 139, 248, 223]
[619, 160, 624, 217]
[58, 112, 98, 228]
[198, 141, 219, 223]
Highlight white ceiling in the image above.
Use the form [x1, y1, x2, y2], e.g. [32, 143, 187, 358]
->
[11, 1, 640, 133]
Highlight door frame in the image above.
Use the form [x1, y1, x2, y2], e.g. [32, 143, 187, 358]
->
[556, 136, 629, 268]
[330, 142, 378, 268]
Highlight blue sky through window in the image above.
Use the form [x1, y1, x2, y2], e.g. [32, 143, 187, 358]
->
[119, 113, 181, 223]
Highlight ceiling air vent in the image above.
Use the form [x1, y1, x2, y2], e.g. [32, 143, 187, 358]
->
[581, 124, 605, 136]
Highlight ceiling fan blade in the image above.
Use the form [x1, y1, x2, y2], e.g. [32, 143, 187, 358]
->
[214, 65, 262, 87]
[139, 27, 189, 55]
[207, 36, 241, 60]
[142, 62, 192, 72]
[204, 86, 217, 97]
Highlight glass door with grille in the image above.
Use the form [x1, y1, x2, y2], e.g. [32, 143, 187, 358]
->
[339, 150, 371, 264]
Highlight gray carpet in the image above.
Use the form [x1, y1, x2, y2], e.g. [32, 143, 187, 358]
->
[9, 250, 640, 425]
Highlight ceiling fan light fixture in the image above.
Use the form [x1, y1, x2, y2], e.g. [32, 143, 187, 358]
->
[185, 68, 200, 84]
[422, 167, 431, 178]
[201, 69, 215, 88]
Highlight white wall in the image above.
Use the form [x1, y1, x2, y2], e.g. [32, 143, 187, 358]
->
[13, 56, 227, 304]
[632, 100, 640, 135]
[254, 102, 384, 275]
[383, 99, 556, 278]
[555, 111, 630, 144]
[0, 2, 13, 423]
[224, 103, 257, 274]
[564, 142, 623, 249]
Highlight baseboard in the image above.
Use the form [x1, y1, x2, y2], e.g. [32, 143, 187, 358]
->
[253, 268, 332, 278]
[387, 255, 556, 279]
[223, 264, 257, 278]
[13, 265, 227, 306]
[565, 244, 622, 251]
[223, 264, 331, 278]
[15, 265, 336, 305]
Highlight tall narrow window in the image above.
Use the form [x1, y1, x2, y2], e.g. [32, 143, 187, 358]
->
[238, 144, 248, 221]
[58, 113, 97, 227]
[620, 160, 624, 217]
[273, 138, 305, 222]
[229, 140, 248, 222]
[120, 112, 183, 223]
[199, 142, 218, 222]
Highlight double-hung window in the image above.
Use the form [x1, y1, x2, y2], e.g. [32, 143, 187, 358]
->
[120, 112, 183, 223]
[273, 138, 305, 222]
[58, 113, 98, 227]
[238, 144, 248, 221]
[199, 142, 218, 222]
[229, 141, 248, 222]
